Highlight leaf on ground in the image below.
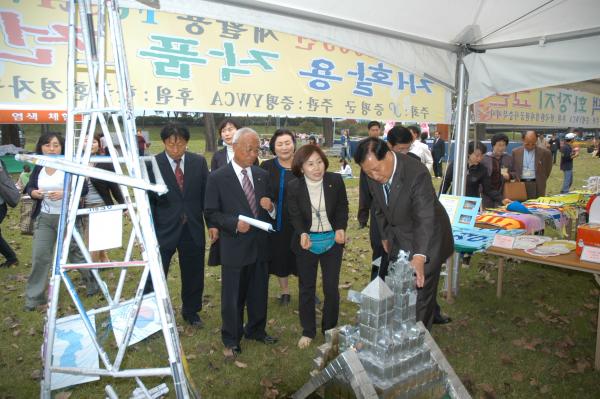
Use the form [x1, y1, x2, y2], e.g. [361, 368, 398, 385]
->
[263, 387, 279, 399]
[540, 385, 550, 394]
[511, 338, 526, 348]
[339, 282, 352, 289]
[267, 318, 276, 327]
[511, 372, 523, 382]
[583, 303, 596, 310]
[500, 354, 513, 365]
[576, 359, 590, 373]
[234, 360, 248, 368]
[476, 383, 496, 399]
[55, 392, 72, 399]
[31, 369, 41, 380]
[260, 377, 273, 388]
[529, 378, 538, 386]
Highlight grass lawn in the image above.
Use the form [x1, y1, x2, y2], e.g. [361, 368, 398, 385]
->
[1, 127, 599, 398]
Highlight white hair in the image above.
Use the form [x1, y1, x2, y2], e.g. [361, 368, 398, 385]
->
[232, 127, 259, 144]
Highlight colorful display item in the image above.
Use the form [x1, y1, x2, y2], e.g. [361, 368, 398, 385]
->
[577, 196, 600, 256]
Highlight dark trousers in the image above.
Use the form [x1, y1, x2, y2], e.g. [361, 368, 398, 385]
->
[0, 204, 17, 262]
[369, 216, 389, 280]
[221, 260, 269, 348]
[432, 157, 443, 177]
[416, 262, 442, 331]
[296, 244, 343, 338]
[370, 243, 389, 280]
[551, 150, 558, 164]
[144, 224, 205, 317]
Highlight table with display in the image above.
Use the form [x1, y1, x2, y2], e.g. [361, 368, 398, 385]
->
[486, 245, 600, 370]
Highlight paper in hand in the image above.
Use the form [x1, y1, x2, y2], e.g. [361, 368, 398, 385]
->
[238, 215, 274, 232]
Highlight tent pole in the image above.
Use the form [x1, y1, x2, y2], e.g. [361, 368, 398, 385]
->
[446, 52, 469, 299]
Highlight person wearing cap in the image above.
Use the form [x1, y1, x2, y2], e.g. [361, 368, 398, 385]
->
[511, 130, 553, 200]
[560, 133, 579, 193]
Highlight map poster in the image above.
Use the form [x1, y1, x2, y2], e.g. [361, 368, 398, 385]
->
[52, 314, 99, 391]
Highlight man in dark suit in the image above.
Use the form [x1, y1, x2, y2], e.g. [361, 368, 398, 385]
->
[145, 123, 210, 328]
[354, 137, 454, 330]
[205, 127, 278, 359]
[511, 130, 553, 199]
[358, 121, 388, 280]
[431, 131, 445, 178]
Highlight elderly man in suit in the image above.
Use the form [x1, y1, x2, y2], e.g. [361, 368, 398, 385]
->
[145, 123, 211, 328]
[511, 130, 553, 199]
[354, 137, 454, 330]
[205, 127, 278, 359]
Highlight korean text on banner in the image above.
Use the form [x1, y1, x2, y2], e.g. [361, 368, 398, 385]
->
[474, 88, 600, 128]
[0, 3, 450, 122]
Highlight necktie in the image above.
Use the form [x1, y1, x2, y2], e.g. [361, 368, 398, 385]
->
[174, 159, 184, 191]
[383, 182, 391, 205]
[241, 169, 258, 217]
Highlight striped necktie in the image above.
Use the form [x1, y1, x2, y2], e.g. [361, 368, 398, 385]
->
[241, 168, 258, 217]
[383, 182, 391, 205]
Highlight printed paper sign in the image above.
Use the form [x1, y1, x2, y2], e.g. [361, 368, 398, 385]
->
[88, 209, 123, 251]
[492, 234, 516, 249]
[581, 246, 600, 264]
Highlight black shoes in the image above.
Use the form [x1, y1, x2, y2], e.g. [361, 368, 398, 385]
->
[279, 294, 291, 305]
[433, 314, 452, 325]
[247, 334, 278, 345]
[182, 313, 204, 328]
[0, 259, 18, 268]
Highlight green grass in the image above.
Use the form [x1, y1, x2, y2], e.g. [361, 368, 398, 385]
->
[1, 127, 599, 397]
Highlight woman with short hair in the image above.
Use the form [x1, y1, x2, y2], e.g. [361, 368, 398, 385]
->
[260, 129, 297, 305]
[211, 118, 241, 170]
[481, 133, 514, 208]
[287, 145, 348, 349]
[24, 132, 98, 310]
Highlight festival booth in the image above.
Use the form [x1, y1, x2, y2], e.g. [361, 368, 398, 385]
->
[2, 0, 600, 397]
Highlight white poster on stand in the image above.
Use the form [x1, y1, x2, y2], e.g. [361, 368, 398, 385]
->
[89, 209, 122, 251]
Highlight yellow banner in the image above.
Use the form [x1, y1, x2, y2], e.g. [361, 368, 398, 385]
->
[0, 2, 450, 122]
[474, 88, 600, 128]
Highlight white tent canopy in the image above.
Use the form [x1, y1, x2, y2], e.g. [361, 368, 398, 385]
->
[123, 0, 600, 102]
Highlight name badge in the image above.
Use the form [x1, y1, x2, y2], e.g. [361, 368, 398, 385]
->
[522, 169, 535, 179]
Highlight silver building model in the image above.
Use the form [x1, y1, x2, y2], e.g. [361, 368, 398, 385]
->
[294, 252, 469, 399]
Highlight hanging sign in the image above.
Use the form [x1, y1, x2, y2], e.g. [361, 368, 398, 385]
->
[474, 88, 600, 128]
[0, 2, 450, 122]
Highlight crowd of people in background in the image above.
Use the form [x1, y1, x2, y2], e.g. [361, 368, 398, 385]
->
[7, 119, 598, 362]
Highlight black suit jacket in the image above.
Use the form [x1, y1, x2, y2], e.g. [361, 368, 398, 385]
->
[147, 151, 209, 250]
[89, 162, 125, 206]
[211, 148, 229, 171]
[286, 172, 349, 254]
[432, 138, 445, 159]
[211, 147, 258, 171]
[367, 153, 453, 271]
[204, 163, 273, 267]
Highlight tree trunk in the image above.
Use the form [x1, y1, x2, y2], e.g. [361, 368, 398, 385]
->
[322, 118, 333, 147]
[1, 124, 21, 146]
[474, 123, 486, 141]
[203, 113, 217, 152]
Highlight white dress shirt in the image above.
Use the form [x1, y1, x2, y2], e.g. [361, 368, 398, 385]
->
[165, 152, 185, 174]
[409, 140, 433, 173]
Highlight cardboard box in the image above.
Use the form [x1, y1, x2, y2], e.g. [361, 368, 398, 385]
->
[577, 196, 600, 256]
[577, 223, 600, 256]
